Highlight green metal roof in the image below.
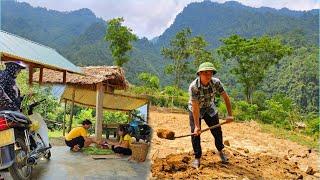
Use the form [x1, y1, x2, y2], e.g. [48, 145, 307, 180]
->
[0, 30, 82, 74]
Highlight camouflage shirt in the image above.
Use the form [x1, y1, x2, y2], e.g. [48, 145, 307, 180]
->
[188, 77, 225, 118]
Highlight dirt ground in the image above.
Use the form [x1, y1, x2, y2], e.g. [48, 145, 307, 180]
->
[148, 108, 319, 179]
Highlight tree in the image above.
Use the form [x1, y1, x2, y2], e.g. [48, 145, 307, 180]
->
[138, 72, 160, 89]
[218, 35, 292, 103]
[189, 36, 215, 68]
[105, 17, 137, 67]
[161, 28, 192, 89]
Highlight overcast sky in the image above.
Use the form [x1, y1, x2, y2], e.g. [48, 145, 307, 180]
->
[18, 0, 320, 39]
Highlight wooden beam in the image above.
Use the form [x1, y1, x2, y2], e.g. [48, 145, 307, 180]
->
[67, 88, 76, 133]
[39, 67, 43, 85]
[95, 82, 105, 141]
[105, 85, 114, 93]
[59, 98, 131, 112]
[63, 71, 67, 84]
[62, 99, 67, 136]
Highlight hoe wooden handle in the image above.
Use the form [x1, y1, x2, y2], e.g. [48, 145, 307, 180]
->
[174, 121, 228, 139]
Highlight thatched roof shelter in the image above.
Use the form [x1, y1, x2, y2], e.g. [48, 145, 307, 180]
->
[33, 66, 128, 90]
[33, 66, 148, 140]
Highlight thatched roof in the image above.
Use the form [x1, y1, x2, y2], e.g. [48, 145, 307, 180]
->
[33, 66, 128, 90]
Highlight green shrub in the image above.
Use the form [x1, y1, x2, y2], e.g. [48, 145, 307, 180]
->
[259, 99, 289, 127]
[252, 90, 267, 110]
[234, 101, 258, 121]
[75, 108, 95, 125]
[306, 117, 320, 137]
[258, 94, 304, 130]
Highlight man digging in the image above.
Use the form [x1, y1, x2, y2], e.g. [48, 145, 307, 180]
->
[188, 62, 234, 168]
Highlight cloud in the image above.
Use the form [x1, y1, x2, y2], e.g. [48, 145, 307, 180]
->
[17, 0, 320, 39]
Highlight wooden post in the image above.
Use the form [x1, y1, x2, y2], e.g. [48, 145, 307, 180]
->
[62, 99, 67, 136]
[28, 65, 33, 86]
[39, 67, 43, 85]
[95, 82, 105, 141]
[63, 71, 67, 84]
[67, 88, 76, 133]
[146, 101, 150, 123]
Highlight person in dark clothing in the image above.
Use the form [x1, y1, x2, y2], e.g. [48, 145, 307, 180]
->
[0, 61, 27, 111]
[188, 62, 234, 168]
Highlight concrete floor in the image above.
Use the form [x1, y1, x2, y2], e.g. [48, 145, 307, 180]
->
[0, 146, 151, 180]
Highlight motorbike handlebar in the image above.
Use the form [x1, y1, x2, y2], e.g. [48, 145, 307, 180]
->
[28, 99, 46, 115]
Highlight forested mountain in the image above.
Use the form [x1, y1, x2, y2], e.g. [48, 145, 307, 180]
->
[1, 0, 165, 83]
[1, 0, 318, 112]
[2, 1, 318, 77]
[1, 0, 104, 48]
[156, 1, 318, 48]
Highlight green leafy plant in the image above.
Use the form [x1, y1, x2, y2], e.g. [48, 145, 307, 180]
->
[82, 146, 114, 155]
[103, 111, 129, 124]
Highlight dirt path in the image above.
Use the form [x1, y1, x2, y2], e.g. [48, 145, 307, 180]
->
[148, 110, 319, 179]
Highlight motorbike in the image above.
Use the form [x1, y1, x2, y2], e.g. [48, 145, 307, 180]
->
[127, 114, 152, 143]
[0, 99, 51, 180]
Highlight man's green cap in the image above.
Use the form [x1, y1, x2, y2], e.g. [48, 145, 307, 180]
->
[197, 62, 217, 75]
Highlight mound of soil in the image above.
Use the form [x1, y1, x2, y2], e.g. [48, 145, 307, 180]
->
[156, 129, 175, 140]
[151, 149, 313, 179]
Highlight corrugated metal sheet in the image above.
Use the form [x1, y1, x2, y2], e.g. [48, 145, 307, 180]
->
[0, 30, 81, 74]
[62, 86, 148, 112]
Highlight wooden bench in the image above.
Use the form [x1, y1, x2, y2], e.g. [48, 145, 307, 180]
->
[102, 123, 120, 139]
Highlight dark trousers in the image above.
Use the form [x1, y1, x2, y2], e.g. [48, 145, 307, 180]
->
[65, 136, 85, 149]
[189, 111, 224, 158]
[112, 145, 132, 155]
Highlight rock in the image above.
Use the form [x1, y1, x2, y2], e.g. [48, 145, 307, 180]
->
[301, 153, 308, 158]
[283, 155, 289, 160]
[305, 166, 314, 175]
[288, 153, 295, 158]
[224, 140, 230, 146]
[244, 148, 249, 153]
[295, 122, 306, 129]
[299, 165, 314, 175]
[313, 172, 320, 177]
[308, 149, 312, 153]
[296, 174, 303, 179]
[182, 156, 191, 163]
[156, 129, 175, 140]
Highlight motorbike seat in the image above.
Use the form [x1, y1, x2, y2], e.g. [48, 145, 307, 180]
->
[0, 110, 31, 124]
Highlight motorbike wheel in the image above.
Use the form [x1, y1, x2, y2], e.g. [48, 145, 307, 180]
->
[8, 137, 32, 180]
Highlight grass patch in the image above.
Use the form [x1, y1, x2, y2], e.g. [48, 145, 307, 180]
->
[48, 130, 63, 138]
[259, 123, 318, 149]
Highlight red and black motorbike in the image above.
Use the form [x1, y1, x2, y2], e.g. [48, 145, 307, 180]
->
[0, 99, 51, 180]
